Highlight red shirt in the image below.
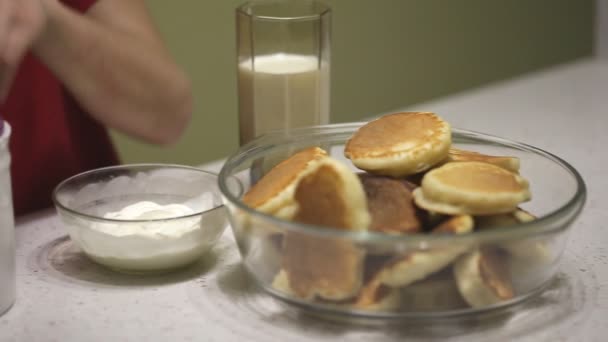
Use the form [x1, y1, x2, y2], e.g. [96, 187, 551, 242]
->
[2, 0, 119, 216]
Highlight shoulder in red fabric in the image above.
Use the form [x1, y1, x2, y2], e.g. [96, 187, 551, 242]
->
[1, 53, 119, 216]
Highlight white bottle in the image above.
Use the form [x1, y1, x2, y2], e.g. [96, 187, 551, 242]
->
[0, 121, 15, 316]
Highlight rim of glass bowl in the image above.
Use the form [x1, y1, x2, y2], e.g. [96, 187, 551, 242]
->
[53, 163, 243, 223]
[218, 123, 586, 245]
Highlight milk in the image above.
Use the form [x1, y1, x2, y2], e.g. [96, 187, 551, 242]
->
[238, 53, 330, 145]
[0, 123, 15, 316]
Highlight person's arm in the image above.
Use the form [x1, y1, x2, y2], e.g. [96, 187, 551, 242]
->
[32, 0, 192, 145]
[0, 0, 46, 101]
[0, 0, 192, 145]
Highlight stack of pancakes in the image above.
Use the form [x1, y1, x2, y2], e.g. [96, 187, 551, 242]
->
[243, 112, 547, 312]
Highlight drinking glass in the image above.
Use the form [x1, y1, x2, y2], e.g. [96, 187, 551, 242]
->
[236, 0, 331, 146]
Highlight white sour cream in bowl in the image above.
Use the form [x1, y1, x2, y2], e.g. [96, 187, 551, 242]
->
[53, 165, 243, 274]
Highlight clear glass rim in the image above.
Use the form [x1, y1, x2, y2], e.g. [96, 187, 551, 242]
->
[237, 0, 330, 22]
[53, 163, 243, 223]
[218, 123, 587, 244]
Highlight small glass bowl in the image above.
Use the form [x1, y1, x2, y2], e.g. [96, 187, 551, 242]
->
[218, 123, 586, 320]
[53, 164, 242, 274]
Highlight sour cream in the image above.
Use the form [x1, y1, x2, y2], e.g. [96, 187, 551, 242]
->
[72, 200, 223, 273]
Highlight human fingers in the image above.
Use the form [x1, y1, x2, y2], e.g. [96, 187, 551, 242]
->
[3, 25, 37, 66]
[3, 0, 46, 66]
[0, 0, 16, 55]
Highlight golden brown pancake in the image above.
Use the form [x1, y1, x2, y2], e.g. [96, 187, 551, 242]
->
[351, 255, 396, 310]
[273, 157, 370, 301]
[431, 214, 475, 235]
[413, 161, 531, 215]
[280, 234, 364, 301]
[352, 284, 401, 311]
[359, 173, 421, 234]
[474, 209, 550, 291]
[475, 208, 547, 259]
[447, 148, 520, 173]
[479, 248, 514, 299]
[475, 208, 535, 229]
[345, 112, 451, 177]
[356, 215, 473, 295]
[281, 254, 401, 311]
[293, 161, 370, 231]
[453, 247, 514, 308]
[242, 146, 327, 219]
[377, 215, 474, 287]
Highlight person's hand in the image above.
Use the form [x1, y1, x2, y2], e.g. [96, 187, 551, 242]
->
[0, 0, 47, 101]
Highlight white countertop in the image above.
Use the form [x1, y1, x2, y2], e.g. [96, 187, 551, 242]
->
[2, 57, 607, 342]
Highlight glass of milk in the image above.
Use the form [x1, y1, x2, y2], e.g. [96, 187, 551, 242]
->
[236, 0, 331, 146]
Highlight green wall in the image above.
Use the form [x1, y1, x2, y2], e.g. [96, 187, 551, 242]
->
[111, 0, 594, 165]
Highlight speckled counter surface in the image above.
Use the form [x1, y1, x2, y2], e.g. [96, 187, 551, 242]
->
[1, 58, 607, 341]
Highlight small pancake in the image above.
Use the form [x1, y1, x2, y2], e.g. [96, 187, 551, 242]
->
[475, 208, 535, 228]
[345, 112, 451, 177]
[399, 268, 468, 311]
[413, 161, 531, 215]
[274, 235, 364, 301]
[453, 247, 514, 308]
[359, 173, 421, 234]
[351, 255, 399, 311]
[275, 157, 370, 301]
[506, 239, 551, 263]
[447, 148, 520, 173]
[279, 254, 401, 311]
[243, 147, 328, 219]
[475, 209, 548, 261]
[293, 158, 371, 231]
[352, 284, 401, 311]
[359, 215, 473, 292]
[475, 210, 551, 292]
[431, 214, 475, 235]
[378, 215, 474, 287]
[508, 246, 553, 294]
[513, 209, 535, 223]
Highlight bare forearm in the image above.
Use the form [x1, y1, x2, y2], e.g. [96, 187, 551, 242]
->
[33, 1, 192, 145]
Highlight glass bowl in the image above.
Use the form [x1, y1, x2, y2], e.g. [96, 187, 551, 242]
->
[53, 164, 243, 274]
[218, 123, 586, 320]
